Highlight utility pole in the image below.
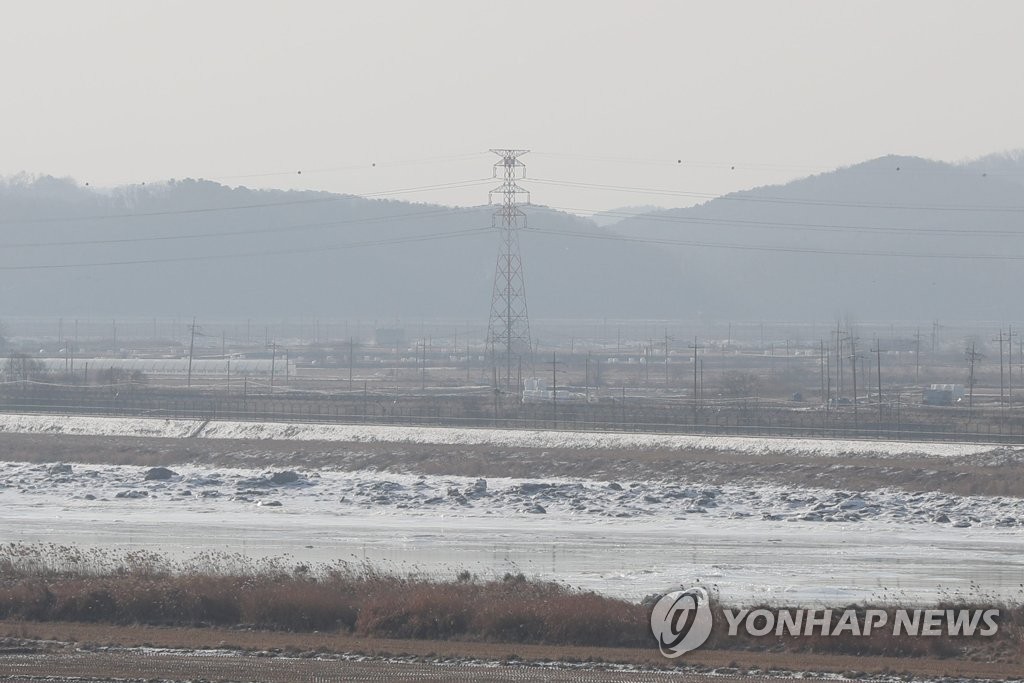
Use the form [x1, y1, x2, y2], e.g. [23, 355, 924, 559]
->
[269, 341, 276, 394]
[349, 337, 355, 393]
[871, 340, 884, 433]
[664, 328, 671, 387]
[914, 328, 922, 385]
[819, 339, 826, 406]
[1019, 335, 1024, 410]
[993, 329, 1007, 409]
[835, 324, 844, 399]
[551, 351, 557, 428]
[646, 339, 652, 383]
[586, 350, 591, 402]
[1009, 326, 1017, 409]
[486, 149, 533, 391]
[637, 343, 643, 384]
[221, 330, 227, 392]
[699, 358, 704, 409]
[849, 337, 859, 431]
[825, 341, 831, 415]
[966, 342, 981, 413]
[187, 317, 197, 388]
[688, 337, 703, 424]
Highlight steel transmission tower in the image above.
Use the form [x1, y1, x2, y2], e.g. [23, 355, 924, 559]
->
[486, 149, 533, 391]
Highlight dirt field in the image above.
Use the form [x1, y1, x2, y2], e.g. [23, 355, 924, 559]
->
[1, 622, 1023, 682]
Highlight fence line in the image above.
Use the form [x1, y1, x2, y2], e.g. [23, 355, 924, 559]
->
[0, 395, 1020, 445]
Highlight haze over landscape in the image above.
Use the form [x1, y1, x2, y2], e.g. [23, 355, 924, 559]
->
[2, 2, 1023, 325]
[2, 150, 1023, 321]
[3, 3, 1024, 680]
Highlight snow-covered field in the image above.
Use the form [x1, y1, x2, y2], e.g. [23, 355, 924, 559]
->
[0, 412, 1015, 459]
[1, 412, 1021, 606]
[3, 458, 1022, 606]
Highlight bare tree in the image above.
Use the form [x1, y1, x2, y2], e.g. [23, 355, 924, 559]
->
[3, 354, 44, 381]
[722, 371, 762, 400]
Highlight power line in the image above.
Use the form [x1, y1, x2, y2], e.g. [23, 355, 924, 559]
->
[539, 204, 1024, 238]
[523, 226, 1024, 261]
[532, 151, 1024, 177]
[9, 198, 1021, 251]
[0, 177, 495, 226]
[529, 177, 1024, 213]
[13, 169, 1024, 235]
[0, 206, 477, 249]
[199, 151, 490, 182]
[531, 151, 683, 168]
[532, 151, 831, 173]
[0, 228, 489, 271]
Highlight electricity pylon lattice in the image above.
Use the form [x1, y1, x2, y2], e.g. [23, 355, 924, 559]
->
[486, 148, 533, 392]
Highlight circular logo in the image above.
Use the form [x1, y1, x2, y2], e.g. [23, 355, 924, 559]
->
[650, 587, 713, 657]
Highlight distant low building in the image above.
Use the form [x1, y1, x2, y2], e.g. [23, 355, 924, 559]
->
[923, 383, 965, 406]
[523, 377, 551, 403]
[523, 377, 589, 403]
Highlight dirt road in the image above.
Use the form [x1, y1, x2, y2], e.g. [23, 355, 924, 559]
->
[0, 623, 1021, 682]
[0, 648, 702, 683]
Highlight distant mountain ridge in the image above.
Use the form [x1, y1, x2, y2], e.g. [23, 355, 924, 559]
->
[1, 152, 1022, 321]
[0, 176, 684, 320]
[961, 150, 1024, 188]
[589, 205, 664, 227]
[605, 154, 1024, 320]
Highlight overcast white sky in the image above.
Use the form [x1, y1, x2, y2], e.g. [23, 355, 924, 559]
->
[2, 1, 1022, 211]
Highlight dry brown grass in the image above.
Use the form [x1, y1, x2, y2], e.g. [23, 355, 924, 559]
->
[0, 543, 1020, 663]
[0, 544, 648, 647]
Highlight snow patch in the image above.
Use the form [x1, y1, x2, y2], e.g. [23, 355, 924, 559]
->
[0, 413, 1011, 459]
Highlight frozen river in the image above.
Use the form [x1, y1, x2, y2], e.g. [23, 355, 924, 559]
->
[3, 460, 1022, 606]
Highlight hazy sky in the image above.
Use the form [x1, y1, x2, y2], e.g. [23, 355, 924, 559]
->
[3, 1, 1023, 211]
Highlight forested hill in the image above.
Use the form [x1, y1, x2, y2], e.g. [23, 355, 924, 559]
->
[2, 153, 1022, 322]
[0, 176, 682, 319]
[603, 154, 1024, 321]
